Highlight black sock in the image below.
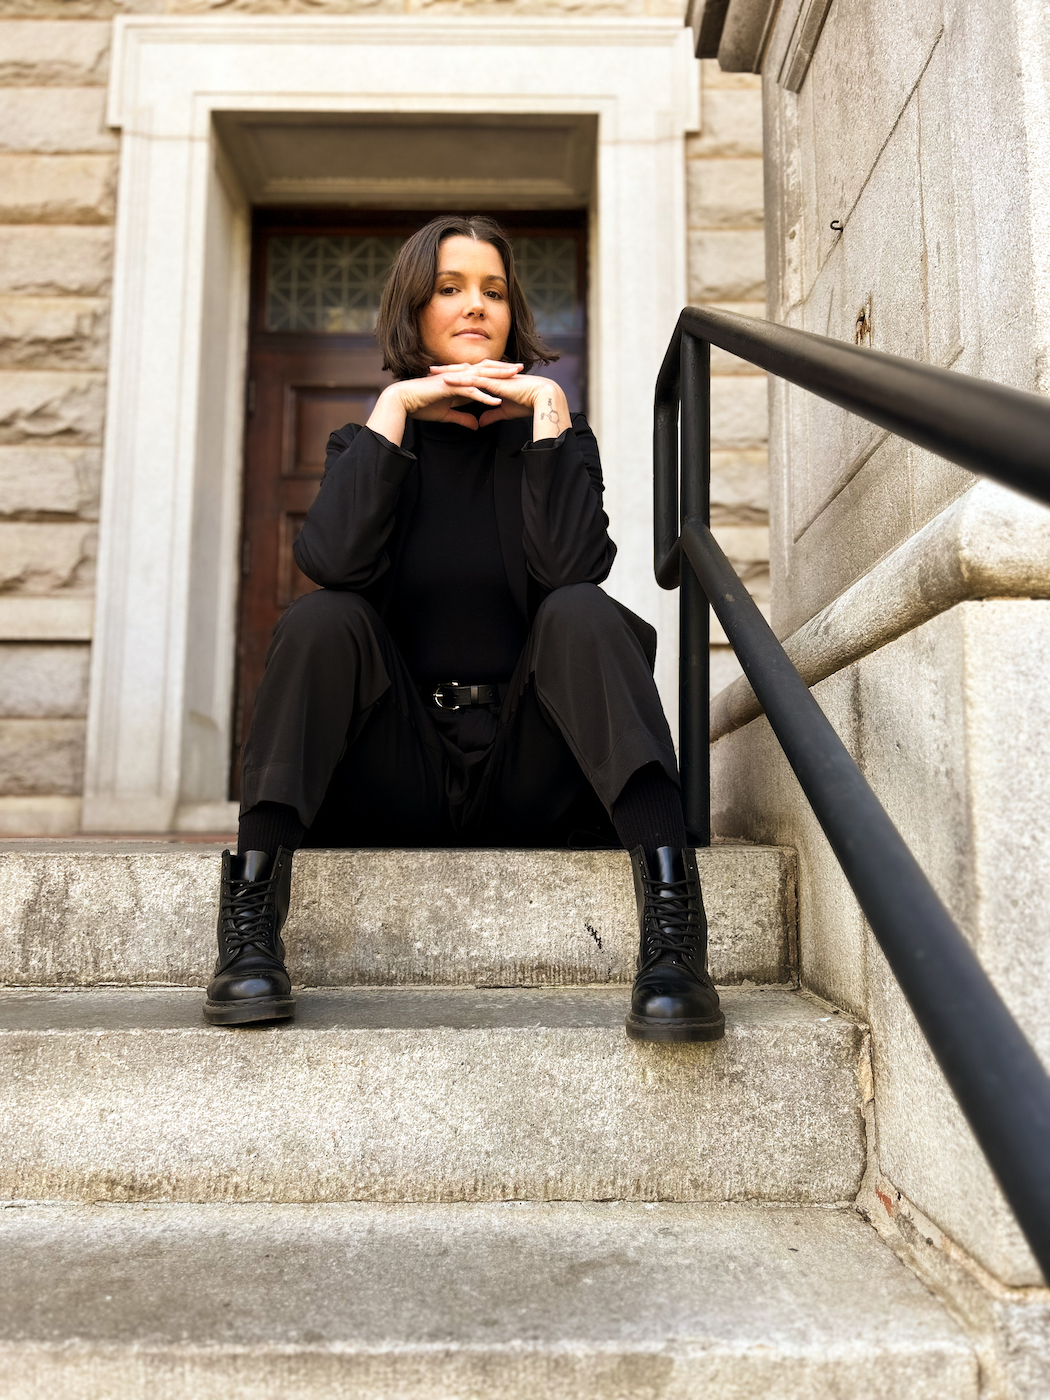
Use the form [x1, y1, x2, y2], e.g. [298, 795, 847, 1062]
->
[237, 801, 306, 860]
[611, 763, 687, 867]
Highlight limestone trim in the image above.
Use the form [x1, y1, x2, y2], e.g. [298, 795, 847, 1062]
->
[710, 481, 1050, 741]
[86, 14, 698, 832]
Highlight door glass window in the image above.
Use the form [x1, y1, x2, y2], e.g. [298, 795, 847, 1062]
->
[265, 235, 403, 332]
[264, 233, 580, 336]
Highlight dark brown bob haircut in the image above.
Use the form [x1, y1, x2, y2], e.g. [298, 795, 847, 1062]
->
[375, 214, 558, 380]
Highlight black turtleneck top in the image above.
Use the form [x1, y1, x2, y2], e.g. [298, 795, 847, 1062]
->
[386, 413, 528, 685]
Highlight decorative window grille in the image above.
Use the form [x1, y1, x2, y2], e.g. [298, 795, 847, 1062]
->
[511, 237, 581, 335]
[265, 236, 404, 333]
[264, 233, 580, 337]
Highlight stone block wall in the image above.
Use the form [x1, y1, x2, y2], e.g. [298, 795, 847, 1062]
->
[686, 61, 767, 697]
[0, 14, 118, 834]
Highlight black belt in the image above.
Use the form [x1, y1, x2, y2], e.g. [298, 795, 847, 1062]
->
[428, 681, 502, 711]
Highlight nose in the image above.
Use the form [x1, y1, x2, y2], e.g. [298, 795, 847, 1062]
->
[464, 285, 486, 317]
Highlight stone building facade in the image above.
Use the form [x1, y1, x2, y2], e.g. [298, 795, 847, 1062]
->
[0, 5, 766, 836]
[707, 0, 1050, 1386]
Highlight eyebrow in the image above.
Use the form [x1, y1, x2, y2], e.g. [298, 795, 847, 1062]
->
[436, 269, 507, 286]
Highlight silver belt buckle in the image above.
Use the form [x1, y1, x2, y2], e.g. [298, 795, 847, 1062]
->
[433, 680, 461, 711]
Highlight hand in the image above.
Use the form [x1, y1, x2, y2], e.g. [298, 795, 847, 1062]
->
[430, 361, 569, 435]
[366, 368, 508, 444]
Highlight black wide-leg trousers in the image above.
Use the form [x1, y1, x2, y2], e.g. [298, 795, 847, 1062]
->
[240, 583, 680, 849]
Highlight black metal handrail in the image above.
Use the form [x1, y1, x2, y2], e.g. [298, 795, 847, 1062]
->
[655, 305, 1050, 1282]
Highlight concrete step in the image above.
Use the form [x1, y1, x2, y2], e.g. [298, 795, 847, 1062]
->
[0, 985, 864, 1205]
[0, 1200, 977, 1399]
[0, 842, 796, 989]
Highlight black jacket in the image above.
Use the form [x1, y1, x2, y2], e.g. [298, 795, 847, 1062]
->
[294, 412, 657, 668]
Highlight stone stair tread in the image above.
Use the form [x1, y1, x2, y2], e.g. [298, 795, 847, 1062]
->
[0, 982, 836, 1031]
[0, 1200, 977, 1398]
[0, 987, 866, 1205]
[0, 843, 796, 988]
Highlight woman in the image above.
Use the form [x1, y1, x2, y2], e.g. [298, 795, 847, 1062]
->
[204, 214, 723, 1045]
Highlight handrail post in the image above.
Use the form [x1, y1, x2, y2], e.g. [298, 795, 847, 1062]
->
[679, 332, 711, 845]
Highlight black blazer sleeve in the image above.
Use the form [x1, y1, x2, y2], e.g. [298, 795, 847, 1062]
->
[293, 422, 414, 589]
[519, 411, 616, 591]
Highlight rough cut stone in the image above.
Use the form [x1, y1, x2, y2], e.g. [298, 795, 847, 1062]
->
[689, 88, 765, 158]
[0, 296, 108, 370]
[0, 371, 105, 443]
[0, 88, 116, 155]
[0, 226, 112, 296]
[710, 374, 769, 450]
[0, 795, 81, 836]
[0, 521, 95, 592]
[0, 643, 90, 717]
[0, 844, 797, 988]
[0, 1, 160, 15]
[689, 229, 767, 302]
[711, 448, 771, 520]
[0, 445, 100, 516]
[0, 154, 115, 223]
[0, 21, 112, 86]
[0, 718, 84, 796]
[0, 1201, 978, 1399]
[0, 986, 865, 1204]
[688, 156, 766, 229]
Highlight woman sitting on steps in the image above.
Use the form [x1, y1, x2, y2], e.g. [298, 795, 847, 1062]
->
[204, 213, 723, 1046]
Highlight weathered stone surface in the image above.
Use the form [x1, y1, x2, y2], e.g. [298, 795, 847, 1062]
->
[688, 88, 764, 158]
[0, 226, 112, 296]
[688, 156, 765, 228]
[0, 154, 115, 223]
[0, 643, 90, 717]
[0, 718, 84, 796]
[0, 371, 105, 442]
[0, 1201, 978, 1400]
[0, 296, 108, 370]
[0, 88, 116, 155]
[0, 21, 111, 86]
[0, 445, 100, 516]
[0, 795, 81, 835]
[710, 373, 768, 449]
[0, 595, 93, 641]
[711, 447, 770, 521]
[0, 0, 158, 14]
[0, 986, 866, 1203]
[688, 229, 766, 301]
[165, 0, 399, 10]
[0, 521, 95, 591]
[0, 844, 797, 987]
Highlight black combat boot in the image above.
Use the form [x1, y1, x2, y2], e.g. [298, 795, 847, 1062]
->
[203, 848, 296, 1026]
[625, 845, 725, 1043]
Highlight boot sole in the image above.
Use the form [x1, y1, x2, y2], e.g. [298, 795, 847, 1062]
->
[203, 996, 296, 1027]
[625, 1011, 726, 1043]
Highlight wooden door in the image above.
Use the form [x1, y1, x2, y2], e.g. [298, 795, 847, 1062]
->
[231, 211, 588, 793]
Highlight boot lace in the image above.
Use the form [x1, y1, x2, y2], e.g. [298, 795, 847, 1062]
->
[221, 877, 277, 954]
[640, 874, 704, 967]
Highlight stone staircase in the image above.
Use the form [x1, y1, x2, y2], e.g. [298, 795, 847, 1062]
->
[0, 841, 978, 1396]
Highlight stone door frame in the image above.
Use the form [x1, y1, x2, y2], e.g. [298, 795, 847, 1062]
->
[86, 14, 698, 831]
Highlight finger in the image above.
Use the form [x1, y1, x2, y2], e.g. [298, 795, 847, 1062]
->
[443, 411, 479, 429]
[429, 363, 470, 374]
[477, 407, 510, 428]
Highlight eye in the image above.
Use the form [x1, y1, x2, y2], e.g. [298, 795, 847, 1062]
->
[485, 289, 504, 300]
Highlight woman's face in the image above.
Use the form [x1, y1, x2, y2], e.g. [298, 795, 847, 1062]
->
[418, 236, 512, 366]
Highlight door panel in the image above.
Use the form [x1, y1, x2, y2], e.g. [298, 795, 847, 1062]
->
[234, 338, 391, 787]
